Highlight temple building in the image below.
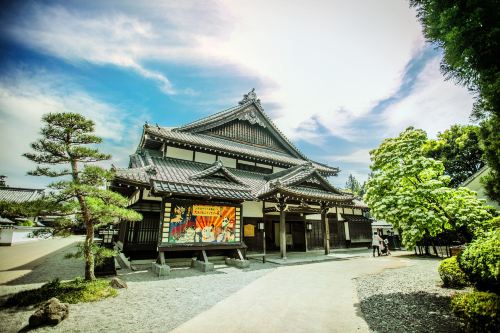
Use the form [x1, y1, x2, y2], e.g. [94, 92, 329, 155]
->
[111, 90, 371, 263]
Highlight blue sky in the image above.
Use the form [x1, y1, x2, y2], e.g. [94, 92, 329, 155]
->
[0, 0, 475, 189]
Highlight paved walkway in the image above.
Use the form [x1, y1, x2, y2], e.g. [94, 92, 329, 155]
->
[262, 248, 372, 265]
[172, 254, 411, 333]
[0, 236, 82, 284]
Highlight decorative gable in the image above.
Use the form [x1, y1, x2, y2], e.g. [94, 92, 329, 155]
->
[176, 89, 306, 159]
[204, 115, 290, 153]
[189, 161, 246, 185]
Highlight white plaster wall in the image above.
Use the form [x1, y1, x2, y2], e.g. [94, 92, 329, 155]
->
[238, 159, 255, 166]
[218, 156, 237, 168]
[256, 163, 272, 170]
[305, 214, 321, 220]
[344, 208, 354, 215]
[242, 201, 263, 217]
[353, 209, 362, 215]
[344, 222, 350, 240]
[166, 146, 193, 161]
[0, 228, 14, 245]
[195, 152, 216, 164]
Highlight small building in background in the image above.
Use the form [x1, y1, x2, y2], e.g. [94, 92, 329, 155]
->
[0, 181, 46, 246]
[461, 166, 500, 211]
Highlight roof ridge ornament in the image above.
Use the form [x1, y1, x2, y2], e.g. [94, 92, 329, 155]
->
[239, 88, 261, 106]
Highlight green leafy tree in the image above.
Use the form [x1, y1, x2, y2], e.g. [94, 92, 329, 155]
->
[364, 127, 493, 248]
[479, 119, 500, 202]
[424, 125, 484, 187]
[410, 0, 500, 202]
[345, 174, 362, 196]
[24, 113, 142, 281]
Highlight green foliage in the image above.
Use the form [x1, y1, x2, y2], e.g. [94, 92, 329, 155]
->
[409, 0, 500, 118]
[451, 291, 500, 333]
[65, 242, 117, 266]
[2, 277, 117, 308]
[424, 125, 484, 187]
[24, 112, 142, 281]
[439, 256, 469, 288]
[410, 0, 500, 203]
[17, 219, 34, 227]
[458, 229, 500, 293]
[364, 127, 493, 248]
[345, 174, 362, 196]
[479, 116, 500, 203]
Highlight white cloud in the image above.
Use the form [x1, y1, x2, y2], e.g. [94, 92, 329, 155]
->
[378, 57, 475, 138]
[329, 148, 372, 165]
[4, 0, 426, 139]
[0, 69, 142, 187]
[2, 0, 474, 150]
[206, 0, 426, 141]
[4, 4, 180, 94]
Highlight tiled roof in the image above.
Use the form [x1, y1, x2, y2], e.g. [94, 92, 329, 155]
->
[114, 157, 353, 203]
[189, 160, 246, 185]
[0, 187, 44, 203]
[264, 185, 353, 202]
[257, 163, 347, 200]
[152, 180, 254, 200]
[144, 126, 338, 174]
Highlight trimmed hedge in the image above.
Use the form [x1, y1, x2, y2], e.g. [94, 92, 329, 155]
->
[458, 229, 500, 293]
[438, 256, 468, 288]
[451, 291, 499, 333]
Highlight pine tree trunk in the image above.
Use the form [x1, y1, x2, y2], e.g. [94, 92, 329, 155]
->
[70, 159, 95, 281]
[84, 220, 95, 281]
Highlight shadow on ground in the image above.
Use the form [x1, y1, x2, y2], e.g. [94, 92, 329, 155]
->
[1, 243, 83, 286]
[358, 291, 464, 333]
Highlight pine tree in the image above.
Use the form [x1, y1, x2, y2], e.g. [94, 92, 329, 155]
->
[24, 113, 141, 280]
[345, 174, 362, 196]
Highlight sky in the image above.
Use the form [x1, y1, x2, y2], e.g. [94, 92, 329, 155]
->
[0, 0, 476, 189]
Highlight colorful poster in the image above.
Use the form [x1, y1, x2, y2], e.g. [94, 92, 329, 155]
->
[168, 204, 238, 244]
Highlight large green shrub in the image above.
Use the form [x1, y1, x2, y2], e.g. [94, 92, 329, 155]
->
[458, 229, 500, 293]
[451, 291, 500, 333]
[438, 256, 469, 288]
[2, 278, 117, 308]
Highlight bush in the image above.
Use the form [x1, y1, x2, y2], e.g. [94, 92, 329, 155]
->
[451, 291, 500, 332]
[2, 277, 117, 308]
[438, 256, 469, 288]
[458, 229, 500, 293]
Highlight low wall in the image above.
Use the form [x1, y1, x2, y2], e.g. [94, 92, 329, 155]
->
[0, 226, 51, 246]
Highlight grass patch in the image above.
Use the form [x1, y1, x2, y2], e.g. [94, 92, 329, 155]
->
[2, 277, 117, 308]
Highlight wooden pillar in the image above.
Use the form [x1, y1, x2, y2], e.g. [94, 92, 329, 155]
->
[304, 219, 308, 252]
[321, 202, 330, 255]
[277, 195, 287, 259]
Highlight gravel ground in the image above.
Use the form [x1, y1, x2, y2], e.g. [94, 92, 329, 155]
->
[355, 257, 467, 333]
[0, 243, 277, 333]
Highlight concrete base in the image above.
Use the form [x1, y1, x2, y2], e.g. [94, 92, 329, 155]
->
[225, 257, 250, 269]
[152, 263, 171, 276]
[191, 258, 214, 272]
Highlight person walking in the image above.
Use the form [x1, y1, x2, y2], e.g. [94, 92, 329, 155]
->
[372, 231, 382, 257]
